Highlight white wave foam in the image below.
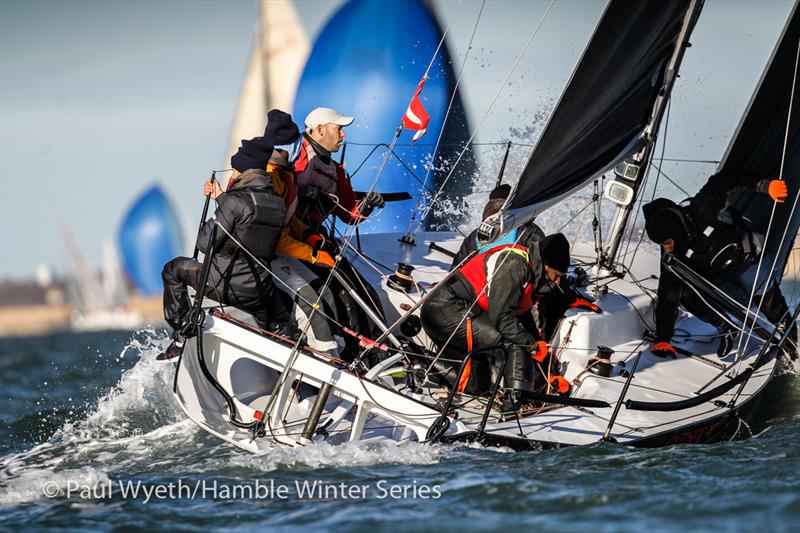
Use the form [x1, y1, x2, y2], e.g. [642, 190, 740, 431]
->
[0, 466, 110, 505]
[226, 440, 447, 472]
[0, 327, 190, 484]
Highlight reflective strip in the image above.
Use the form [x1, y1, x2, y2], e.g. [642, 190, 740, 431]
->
[457, 319, 473, 393]
[484, 247, 529, 299]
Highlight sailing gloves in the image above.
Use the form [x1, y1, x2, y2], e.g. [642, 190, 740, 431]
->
[304, 230, 337, 255]
[650, 341, 677, 358]
[759, 179, 788, 203]
[531, 340, 549, 362]
[311, 250, 336, 268]
[355, 192, 385, 218]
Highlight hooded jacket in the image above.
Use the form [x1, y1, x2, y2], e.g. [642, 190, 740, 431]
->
[647, 171, 771, 341]
[196, 169, 285, 302]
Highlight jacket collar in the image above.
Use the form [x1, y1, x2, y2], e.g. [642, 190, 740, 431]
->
[228, 168, 272, 191]
[303, 132, 333, 162]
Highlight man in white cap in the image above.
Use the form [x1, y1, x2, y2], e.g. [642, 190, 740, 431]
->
[294, 107, 387, 355]
[295, 107, 384, 232]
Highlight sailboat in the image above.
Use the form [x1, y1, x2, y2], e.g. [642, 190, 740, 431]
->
[60, 220, 143, 332]
[171, 0, 799, 452]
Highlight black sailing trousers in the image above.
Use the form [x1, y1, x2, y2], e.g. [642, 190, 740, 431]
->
[420, 284, 533, 394]
[161, 256, 290, 335]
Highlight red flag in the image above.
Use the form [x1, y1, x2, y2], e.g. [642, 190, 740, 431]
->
[402, 77, 430, 142]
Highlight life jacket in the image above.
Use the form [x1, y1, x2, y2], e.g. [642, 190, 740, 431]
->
[295, 138, 340, 196]
[458, 243, 535, 314]
[294, 137, 359, 228]
[218, 169, 286, 260]
[681, 207, 758, 272]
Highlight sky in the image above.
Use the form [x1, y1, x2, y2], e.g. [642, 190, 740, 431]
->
[0, 0, 795, 280]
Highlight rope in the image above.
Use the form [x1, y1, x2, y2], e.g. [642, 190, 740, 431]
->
[736, 36, 800, 357]
[412, 0, 558, 236]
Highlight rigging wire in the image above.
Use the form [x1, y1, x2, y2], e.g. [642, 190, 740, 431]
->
[412, 0, 559, 236]
[736, 36, 800, 357]
[347, 143, 432, 192]
[406, 0, 487, 236]
[256, 0, 475, 427]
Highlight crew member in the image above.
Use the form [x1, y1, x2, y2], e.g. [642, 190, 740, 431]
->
[292, 107, 388, 353]
[451, 183, 599, 341]
[234, 110, 343, 356]
[294, 107, 384, 232]
[450, 184, 543, 269]
[643, 172, 796, 358]
[421, 230, 572, 405]
[157, 156, 291, 361]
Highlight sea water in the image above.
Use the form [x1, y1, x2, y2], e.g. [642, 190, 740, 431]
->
[0, 328, 798, 531]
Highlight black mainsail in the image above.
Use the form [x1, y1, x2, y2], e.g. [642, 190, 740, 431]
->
[719, 1, 800, 281]
[508, 0, 696, 214]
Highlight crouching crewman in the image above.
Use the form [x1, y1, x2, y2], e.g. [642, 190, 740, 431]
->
[421, 228, 572, 410]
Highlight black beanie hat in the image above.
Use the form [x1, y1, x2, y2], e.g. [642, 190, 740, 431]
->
[262, 109, 300, 146]
[539, 233, 570, 273]
[489, 183, 512, 200]
[642, 198, 687, 244]
[231, 137, 272, 172]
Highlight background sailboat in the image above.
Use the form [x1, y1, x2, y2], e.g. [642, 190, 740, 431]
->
[60, 220, 142, 332]
[224, 0, 309, 169]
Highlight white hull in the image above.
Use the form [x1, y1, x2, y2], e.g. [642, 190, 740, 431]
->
[173, 232, 779, 451]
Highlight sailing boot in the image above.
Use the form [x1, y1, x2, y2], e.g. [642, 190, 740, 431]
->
[503, 344, 534, 392]
[156, 337, 186, 362]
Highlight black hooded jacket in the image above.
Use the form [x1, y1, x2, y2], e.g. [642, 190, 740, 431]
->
[196, 169, 286, 303]
[648, 171, 770, 341]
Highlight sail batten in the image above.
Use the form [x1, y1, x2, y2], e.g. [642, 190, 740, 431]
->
[509, 0, 694, 214]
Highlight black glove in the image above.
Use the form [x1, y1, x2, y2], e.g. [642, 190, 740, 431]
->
[358, 192, 385, 217]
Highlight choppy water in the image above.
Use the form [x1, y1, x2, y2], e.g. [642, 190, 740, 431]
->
[1, 329, 798, 531]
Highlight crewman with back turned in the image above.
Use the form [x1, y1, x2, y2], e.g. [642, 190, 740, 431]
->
[643, 172, 796, 359]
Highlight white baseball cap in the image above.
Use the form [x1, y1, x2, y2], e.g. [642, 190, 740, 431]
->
[304, 107, 355, 130]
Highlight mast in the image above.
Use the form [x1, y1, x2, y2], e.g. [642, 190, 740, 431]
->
[601, 0, 704, 269]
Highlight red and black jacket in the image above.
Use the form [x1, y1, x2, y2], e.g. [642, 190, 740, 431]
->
[451, 242, 550, 347]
